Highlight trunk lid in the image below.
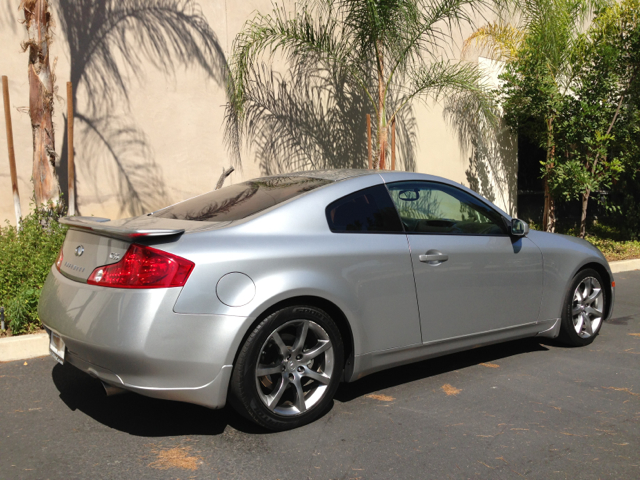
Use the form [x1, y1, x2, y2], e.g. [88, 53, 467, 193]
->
[58, 216, 227, 282]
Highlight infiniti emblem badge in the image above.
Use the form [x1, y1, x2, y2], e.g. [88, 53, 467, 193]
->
[75, 245, 84, 257]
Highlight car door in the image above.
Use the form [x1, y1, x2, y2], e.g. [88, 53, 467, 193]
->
[324, 183, 423, 352]
[386, 181, 543, 344]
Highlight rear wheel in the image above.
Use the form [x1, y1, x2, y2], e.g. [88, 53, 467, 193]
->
[559, 269, 606, 346]
[229, 305, 344, 431]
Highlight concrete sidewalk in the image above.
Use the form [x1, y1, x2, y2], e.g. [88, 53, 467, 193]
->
[0, 333, 48, 362]
[2, 258, 639, 363]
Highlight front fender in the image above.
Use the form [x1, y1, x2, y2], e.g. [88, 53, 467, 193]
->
[527, 231, 614, 321]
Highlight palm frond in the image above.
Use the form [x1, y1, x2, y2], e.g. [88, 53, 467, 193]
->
[228, 2, 361, 120]
[463, 22, 525, 61]
[398, 60, 497, 127]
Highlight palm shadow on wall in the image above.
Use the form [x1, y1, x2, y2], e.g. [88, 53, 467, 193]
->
[236, 61, 417, 175]
[54, 0, 228, 217]
[443, 92, 518, 216]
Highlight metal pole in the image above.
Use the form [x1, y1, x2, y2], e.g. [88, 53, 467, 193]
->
[366, 114, 372, 169]
[2, 76, 22, 228]
[67, 81, 75, 215]
[391, 118, 396, 171]
[1, 306, 5, 331]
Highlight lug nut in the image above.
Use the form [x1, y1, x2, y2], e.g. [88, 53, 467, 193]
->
[297, 366, 304, 372]
[296, 355, 302, 360]
[281, 366, 286, 372]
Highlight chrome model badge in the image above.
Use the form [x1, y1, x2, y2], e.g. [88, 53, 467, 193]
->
[75, 245, 84, 257]
[109, 252, 121, 261]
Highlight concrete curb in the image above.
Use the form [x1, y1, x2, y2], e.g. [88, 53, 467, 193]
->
[0, 259, 638, 363]
[0, 333, 49, 363]
[610, 258, 640, 274]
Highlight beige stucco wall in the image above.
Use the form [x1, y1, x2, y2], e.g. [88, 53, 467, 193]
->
[0, 1, 516, 227]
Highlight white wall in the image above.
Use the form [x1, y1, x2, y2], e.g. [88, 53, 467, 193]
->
[0, 1, 517, 225]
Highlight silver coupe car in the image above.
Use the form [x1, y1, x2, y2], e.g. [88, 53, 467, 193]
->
[39, 170, 614, 430]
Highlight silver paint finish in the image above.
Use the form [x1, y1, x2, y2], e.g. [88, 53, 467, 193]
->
[38, 169, 615, 410]
[39, 266, 251, 407]
[216, 272, 256, 307]
[172, 174, 422, 355]
[408, 234, 543, 343]
[60, 230, 130, 282]
[525, 230, 615, 321]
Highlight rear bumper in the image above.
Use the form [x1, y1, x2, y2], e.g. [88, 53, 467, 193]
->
[39, 267, 252, 408]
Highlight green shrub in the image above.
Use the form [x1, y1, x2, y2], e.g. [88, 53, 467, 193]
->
[5, 286, 41, 335]
[0, 206, 67, 335]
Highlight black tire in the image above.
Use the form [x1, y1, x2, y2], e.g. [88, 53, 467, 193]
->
[559, 268, 606, 347]
[229, 305, 344, 431]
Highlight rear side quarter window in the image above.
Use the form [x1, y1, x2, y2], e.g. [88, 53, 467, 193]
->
[326, 185, 403, 233]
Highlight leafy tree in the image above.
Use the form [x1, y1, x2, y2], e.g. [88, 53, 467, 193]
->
[227, 0, 495, 169]
[466, 0, 606, 232]
[551, 0, 640, 238]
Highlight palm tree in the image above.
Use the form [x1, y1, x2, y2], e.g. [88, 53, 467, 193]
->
[227, 0, 495, 169]
[464, 0, 607, 232]
[22, 0, 60, 207]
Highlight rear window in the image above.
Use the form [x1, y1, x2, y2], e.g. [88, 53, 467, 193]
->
[326, 185, 403, 233]
[153, 176, 332, 222]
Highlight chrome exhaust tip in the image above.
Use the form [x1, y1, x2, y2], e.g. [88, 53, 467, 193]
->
[101, 381, 127, 396]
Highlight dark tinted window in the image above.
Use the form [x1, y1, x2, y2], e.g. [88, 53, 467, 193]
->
[326, 185, 403, 233]
[154, 176, 332, 222]
[387, 181, 508, 235]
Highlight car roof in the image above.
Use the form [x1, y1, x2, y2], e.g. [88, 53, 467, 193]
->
[262, 169, 460, 185]
[258, 169, 378, 182]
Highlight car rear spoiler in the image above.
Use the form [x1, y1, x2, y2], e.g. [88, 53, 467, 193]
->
[59, 216, 185, 241]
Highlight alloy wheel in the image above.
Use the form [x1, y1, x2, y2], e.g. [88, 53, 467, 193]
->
[255, 319, 334, 416]
[571, 276, 604, 338]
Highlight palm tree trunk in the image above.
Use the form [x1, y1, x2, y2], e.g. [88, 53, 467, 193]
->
[579, 189, 590, 238]
[542, 117, 556, 233]
[24, 0, 60, 207]
[376, 40, 386, 169]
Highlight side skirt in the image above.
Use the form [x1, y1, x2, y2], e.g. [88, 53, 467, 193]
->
[347, 320, 559, 382]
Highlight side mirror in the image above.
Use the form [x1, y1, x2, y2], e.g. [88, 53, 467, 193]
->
[511, 218, 529, 237]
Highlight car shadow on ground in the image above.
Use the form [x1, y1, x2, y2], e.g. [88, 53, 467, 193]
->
[51, 363, 264, 436]
[335, 337, 550, 402]
[52, 337, 550, 437]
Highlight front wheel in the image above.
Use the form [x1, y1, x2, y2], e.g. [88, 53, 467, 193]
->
[559, 269, 606, 346]
[229, 305, 344, 431]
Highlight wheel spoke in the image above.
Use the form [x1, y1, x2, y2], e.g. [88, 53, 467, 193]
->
[302, 368, 331, 385]
[271, 332, 289, 356]
[267, 377, 289, 411]
[574, 313, 584, 334]
[586, 306, 603, 317]
[292, 376, 306, 413]
[256, 364, 282, 377]
[583, 313, 593, 335]
[572, 305, 582, 316]
[586, 288, 601, 305]
[292, 321, 309, 354]
[574, 289, 584, 303]
[254, 317, 336, 417]
[303, 340, 331, 360]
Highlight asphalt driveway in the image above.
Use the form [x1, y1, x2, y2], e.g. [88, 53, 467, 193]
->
[1, 271, 639, 479]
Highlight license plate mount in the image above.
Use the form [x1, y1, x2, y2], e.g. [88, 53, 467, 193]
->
[49, 331, 66, 365]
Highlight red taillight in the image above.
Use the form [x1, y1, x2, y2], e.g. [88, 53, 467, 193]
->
[87, 244, 194, 289]
[55, 248, 64, 272]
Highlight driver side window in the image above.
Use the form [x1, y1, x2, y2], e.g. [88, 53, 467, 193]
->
[386, 181, 508, 235]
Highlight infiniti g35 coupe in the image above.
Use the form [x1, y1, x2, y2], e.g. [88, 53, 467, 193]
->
[39, 169, 614, 430]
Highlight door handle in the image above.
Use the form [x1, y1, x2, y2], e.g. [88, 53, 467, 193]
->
[419, 250, 448, 264]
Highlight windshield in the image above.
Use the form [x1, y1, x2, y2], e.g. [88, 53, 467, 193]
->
[153, 176, 332, 222]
